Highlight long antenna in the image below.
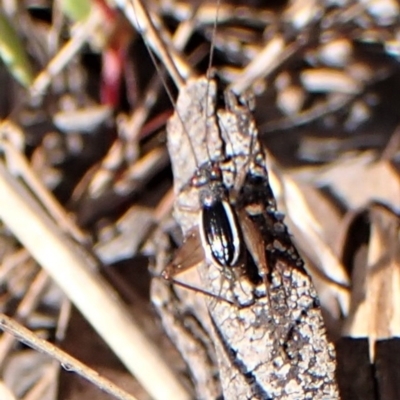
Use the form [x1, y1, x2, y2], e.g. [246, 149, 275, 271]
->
[121, 0, 189, 87]
[203, 0, 221, 163]
[125, 0, 222, 170]
[128, 0, 204, 167]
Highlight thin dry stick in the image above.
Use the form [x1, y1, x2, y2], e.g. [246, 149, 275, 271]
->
[229, 36, 283, 94]
[0, 314, 137, 400]
[1, 124, 87, 243]
[153, 187, 174, 223]
[122, 147, 169, 188]
[29, 6, 103, 96]
[227, 36, 300, 95]
[0, 269, 50, 364]
[0, 161, 191, 400]
[114, 0, 191, 88]
[123, 7, 198, 142]
[0, 248, 30, 282]
[22, 362, 59, 400]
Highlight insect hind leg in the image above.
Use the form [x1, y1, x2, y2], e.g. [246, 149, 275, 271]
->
[204, 262, 259, 314]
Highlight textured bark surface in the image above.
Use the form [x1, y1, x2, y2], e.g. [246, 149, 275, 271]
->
[151, 77, 340, 399]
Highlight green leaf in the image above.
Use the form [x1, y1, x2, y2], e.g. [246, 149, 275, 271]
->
[60, 0, 91, 22]
[0, 12, 34, 87]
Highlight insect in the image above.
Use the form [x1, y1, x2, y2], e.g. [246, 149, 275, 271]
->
[160, 76, 266, 306]
[132, 1, 341, 398]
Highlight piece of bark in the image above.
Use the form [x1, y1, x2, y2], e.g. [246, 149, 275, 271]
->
[152, 77, 339, 399]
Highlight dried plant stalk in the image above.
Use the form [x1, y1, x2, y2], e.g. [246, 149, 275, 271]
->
[0, 314, 137, 400]
[0, 161, 190, 400]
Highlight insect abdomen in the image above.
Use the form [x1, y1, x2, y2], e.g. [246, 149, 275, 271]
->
[201, 199, 241, 267]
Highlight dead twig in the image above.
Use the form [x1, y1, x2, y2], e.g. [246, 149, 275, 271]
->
[0, 314, 138, 400]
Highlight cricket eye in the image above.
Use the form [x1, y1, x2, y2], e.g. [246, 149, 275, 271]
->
[191, 170, 207, 187]
[210, 165, 222, 181]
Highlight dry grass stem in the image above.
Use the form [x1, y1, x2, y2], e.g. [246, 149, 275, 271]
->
[0, 314, 138, 400]
[0, 162, 190, 400]
[0, 270, 50, 364]
[115, 0, 191, 87]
